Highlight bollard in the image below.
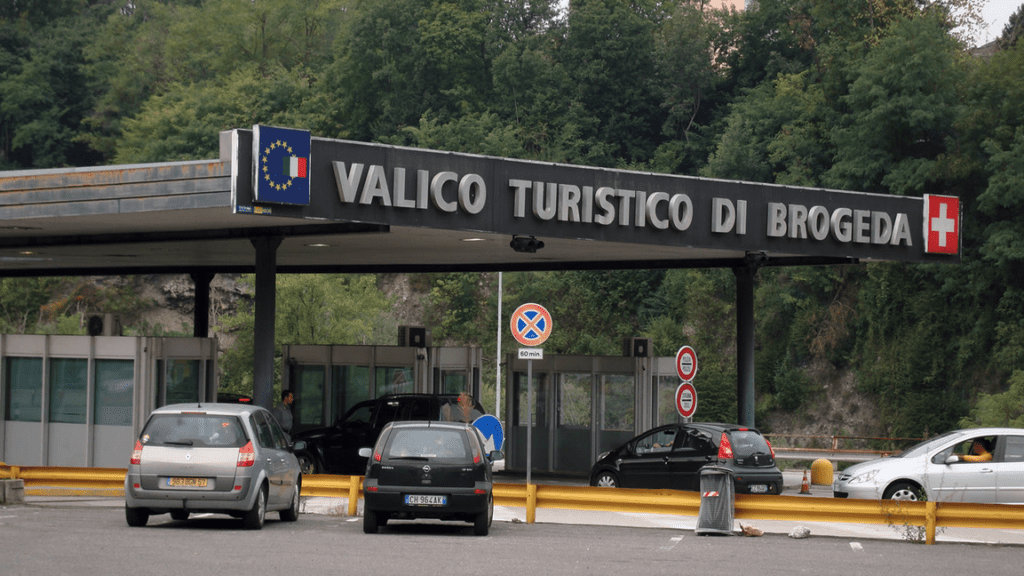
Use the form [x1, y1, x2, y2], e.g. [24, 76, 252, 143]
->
[811, 458, 834, 486]
[1, 479, 26, 504]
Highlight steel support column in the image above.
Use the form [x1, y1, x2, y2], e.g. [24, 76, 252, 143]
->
[252, 237, 282, 410]
[733, 255, 763, 427]
[190, 272, 215, 338]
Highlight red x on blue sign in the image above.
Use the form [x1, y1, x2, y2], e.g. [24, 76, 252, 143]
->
[510, 303, 552, 347]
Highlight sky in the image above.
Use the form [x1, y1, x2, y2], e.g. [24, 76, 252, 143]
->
[976, 1, 1020, 46]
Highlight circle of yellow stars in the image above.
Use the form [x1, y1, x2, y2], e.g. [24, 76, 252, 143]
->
[261, 140, 297, 191]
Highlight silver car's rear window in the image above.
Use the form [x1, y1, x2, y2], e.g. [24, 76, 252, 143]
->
[386, 429, 468, 459]
[141, 414, 247, 448]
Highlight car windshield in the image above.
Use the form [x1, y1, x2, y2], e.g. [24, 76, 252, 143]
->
[891, 430, 963, 459]
[141, 414, 247, 448]
[387, 428, 467, 459]
[729, 430, 772, 458]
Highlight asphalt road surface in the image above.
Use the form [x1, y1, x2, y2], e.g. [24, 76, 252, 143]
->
[1, 504, 1021, 576]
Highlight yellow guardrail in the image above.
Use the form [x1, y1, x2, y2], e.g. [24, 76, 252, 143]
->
[4, 465, 1023, 545]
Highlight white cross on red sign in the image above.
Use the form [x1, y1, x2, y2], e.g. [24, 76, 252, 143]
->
[923, 195, 959, 255]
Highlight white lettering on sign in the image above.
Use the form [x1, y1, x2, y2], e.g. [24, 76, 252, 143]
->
[508, 179, 693, 232]
[767, 202, 912, 246]
[711, 198, 748, 235]
[333, 162, 486, 215]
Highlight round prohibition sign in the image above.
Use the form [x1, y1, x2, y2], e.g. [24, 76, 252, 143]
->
[676, 381, 697, 418]
[510, 303, 553, 347]
[676, 346, 698, 381]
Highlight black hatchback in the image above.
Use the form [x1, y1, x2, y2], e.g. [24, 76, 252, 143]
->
[360, 421, 502, 535]
[589, 422, 783, 495]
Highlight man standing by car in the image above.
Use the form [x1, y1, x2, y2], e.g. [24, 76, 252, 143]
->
[273, 390, 294, 434]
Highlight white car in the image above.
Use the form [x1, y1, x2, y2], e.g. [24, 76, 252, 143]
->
[833, 427, 1024, 503]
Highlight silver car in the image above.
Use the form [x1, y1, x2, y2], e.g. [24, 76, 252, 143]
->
[833, 427, 1024, 503]
[125, 403, 304, 529]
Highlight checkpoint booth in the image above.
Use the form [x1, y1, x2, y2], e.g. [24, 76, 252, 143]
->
[504, 342, 689, 476]
[282, 329, 483, 434]
[0, 333, 218, 468]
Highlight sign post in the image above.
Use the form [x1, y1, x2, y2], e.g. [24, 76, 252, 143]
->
[510, 303, 552, 486]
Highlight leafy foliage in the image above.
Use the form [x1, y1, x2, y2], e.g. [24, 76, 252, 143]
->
[6, 0, 1024, 438]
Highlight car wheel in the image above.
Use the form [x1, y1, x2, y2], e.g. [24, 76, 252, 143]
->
[884, 482, 923, 501]
[296, 451, 318, 475]
[170, 510, 190, 521]
[125, 505, 149, 527]
[280, 482, 300, 522]
[473, 494, 493, 536]
[242, 485, 267, 530]
[593, 471, 618, 488]
[363, 509, 379, 534]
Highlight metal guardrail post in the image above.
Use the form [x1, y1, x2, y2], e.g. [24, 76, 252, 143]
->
[925, 501, 937, 545]
[526, 484, 537, 524]
[348, 476, 361, 517]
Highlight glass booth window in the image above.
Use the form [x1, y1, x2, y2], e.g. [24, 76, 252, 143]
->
[50, 358, 88, 424]
[558, 373, 592, 428]
[5, 357, 42, 422]
[294, 364, 325, 426]
[159, 359, 199, 405]
[375, 366, 413, 396]
[332, 365, 369, 422]
[513, 371, 548, 427]
[94, 359, 134, 426]
[600, 374, 634, 431]
[657, 374, 687, 425]
[442, 371, 467, 395]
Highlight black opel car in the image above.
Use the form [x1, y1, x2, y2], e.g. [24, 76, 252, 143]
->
[292, 394, 486, 475]
[589, 422, 783, 495]
[359, 420, 502, 535]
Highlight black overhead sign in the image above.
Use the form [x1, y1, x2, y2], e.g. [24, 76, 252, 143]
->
[231, 127, 960, 264]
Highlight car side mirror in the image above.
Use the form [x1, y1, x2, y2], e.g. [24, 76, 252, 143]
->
[944, 454, 960, 465]
[488, 450, 504, 462]
[292, 440, 306, 452]
[358, 447, 373, 458]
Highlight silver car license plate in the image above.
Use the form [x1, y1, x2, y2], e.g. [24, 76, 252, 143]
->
[405, 495, 446, 506]
[749, 484, 768, 493]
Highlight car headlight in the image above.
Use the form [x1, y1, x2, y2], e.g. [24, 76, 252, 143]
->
[848, 469, 880, 484]
[596, 451, 610, 462]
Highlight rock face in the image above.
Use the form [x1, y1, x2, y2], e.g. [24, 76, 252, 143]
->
[129, 273, 252, 337]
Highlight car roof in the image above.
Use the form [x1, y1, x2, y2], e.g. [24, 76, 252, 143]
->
[685, 422, 764, 434]
[151, 402, 267, 417]
[945, 427, 1024, 437]
[385, 420, 475, 431]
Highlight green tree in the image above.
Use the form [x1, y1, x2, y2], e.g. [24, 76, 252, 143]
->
[824, 14, 966, 195]
[959, 370, 1024, 428]
[0, 3, 110, 167]
[114, 64, 324, 163]
[216, 273, 396, 395]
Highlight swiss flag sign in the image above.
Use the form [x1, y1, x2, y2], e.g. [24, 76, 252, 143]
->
[923, 195, 960, 255]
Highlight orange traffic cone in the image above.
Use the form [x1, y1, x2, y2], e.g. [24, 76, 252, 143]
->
[800, 470, 811, 494]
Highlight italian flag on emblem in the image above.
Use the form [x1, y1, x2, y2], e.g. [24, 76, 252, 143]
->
[283, 156, 308, 178]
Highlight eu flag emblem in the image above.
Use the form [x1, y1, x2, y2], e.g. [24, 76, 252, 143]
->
[253, 125, 311, 205]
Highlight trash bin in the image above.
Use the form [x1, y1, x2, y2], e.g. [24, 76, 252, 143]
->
[695, 465, 734, 536]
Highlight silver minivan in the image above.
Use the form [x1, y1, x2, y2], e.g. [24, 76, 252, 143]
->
[833, 427, 1024, 503]
[125, 403, 304, 529]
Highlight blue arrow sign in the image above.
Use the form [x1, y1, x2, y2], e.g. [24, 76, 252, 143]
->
[473, 414, 505, 452]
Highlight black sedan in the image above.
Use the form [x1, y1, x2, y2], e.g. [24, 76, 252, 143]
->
[589, 422, 783, 495]
[359, 420, 502, 535]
